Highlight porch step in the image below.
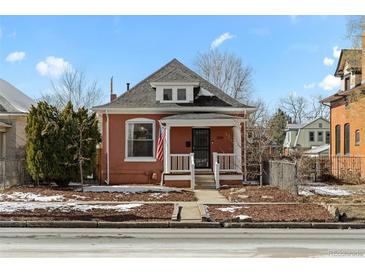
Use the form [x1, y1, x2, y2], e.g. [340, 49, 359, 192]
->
[195, 174, 216, 189]
[195, 174, 215, 182]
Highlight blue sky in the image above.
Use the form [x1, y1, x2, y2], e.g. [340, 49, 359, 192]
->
[0, 16, 351, 110]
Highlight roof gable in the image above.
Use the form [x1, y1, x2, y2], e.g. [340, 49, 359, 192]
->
[94, 59, 254, 110]
[0, 79, 35, 113]
[335, 49, 362, 77]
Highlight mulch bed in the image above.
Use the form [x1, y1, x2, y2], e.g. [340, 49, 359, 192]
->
[0, 203, 174, 222]
[207, 204, 334, 222]
[2, 186, 197, 202]
[219, 185, 298, 203]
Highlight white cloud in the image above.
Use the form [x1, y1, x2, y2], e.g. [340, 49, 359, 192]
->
[5, 51, 26, 63]
[318, 74, 341, 91]
[211, 32, 235, 49]
[333, 46, 341, 58]
[36, 56, 71, 77]
[304, 83, 316, 89]
[323, 57, 334, 66]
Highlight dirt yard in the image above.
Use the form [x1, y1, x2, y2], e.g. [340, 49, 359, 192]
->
[219, 185, 298, 203]
[0, 186, 197, 202]
[0, 203, 174, 222]
[207, 204, 334, 222]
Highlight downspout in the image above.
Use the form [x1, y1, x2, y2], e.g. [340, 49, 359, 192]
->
[105, 110, 110, 185]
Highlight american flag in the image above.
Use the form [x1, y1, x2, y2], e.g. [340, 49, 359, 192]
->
[157, 125, 166, 161]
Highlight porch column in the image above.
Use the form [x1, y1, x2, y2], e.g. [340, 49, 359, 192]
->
[233, 122, 242, 173]
[164, 125, 171, 174]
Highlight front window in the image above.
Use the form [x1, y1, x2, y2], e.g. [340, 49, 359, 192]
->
[326, 131, 330, 144]
[335, 125, 341, 155]
[344, 123, 350, 155]
[177, 88, 187, 101]
[309, 131, 315, 142]
[317, 131, 323, 142]
[126, 120, 155, 159]
[355, 129, 360, 146]
[163, 89, 173, 101]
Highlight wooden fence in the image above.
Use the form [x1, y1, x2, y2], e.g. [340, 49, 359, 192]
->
[0, 159, 29, 190]
[262, 160, 298, 195]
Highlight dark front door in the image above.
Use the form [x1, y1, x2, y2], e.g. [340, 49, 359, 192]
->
[192, 128, 211, 169]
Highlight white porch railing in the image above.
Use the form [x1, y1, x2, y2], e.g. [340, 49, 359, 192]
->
[170, 154, 191, 172]
[190, 153, 195, 190]
[215, 153, 237, 172]
[213, 157, 220, 189]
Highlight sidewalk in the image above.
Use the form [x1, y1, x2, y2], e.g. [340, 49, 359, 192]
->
[179, 189, 229, 222]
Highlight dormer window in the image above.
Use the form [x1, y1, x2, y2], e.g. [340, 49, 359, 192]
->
[177, 88, 186, 101]
[344, 76, 350, 91]
[163, 89, 173, 101]
[150, 81, 199, 103]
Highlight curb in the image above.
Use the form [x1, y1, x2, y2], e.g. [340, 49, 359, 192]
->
[98, 222, 170, 228]
[26, 221, 98, 228]
[170, 222, 221, 228]
[223, 222, 365, 229]
[1, 221, 365, 229]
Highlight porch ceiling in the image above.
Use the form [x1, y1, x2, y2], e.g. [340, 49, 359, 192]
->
[160, 113, 245, 126]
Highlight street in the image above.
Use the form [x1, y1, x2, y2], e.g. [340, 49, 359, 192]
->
[0, 228, 365, 257]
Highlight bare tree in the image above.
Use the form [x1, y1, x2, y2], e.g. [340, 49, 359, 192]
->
[279, 93, 308, 124]
[345, 16, 365, 47]
[247, 98, 269, 127]
[194, 50, 253, 102]
[42, 68, 102, 110]
[308, 95, 330, 120]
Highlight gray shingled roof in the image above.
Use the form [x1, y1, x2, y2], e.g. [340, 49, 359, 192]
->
[161, 113, 243, 120]
[93, 59, 254, 110]
[0, 79, 35, 113]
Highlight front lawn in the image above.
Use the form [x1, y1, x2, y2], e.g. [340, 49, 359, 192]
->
[207, 204, 334, 222]
[220, 185, 298, 203]
[0, 202, 174, 222]
[0, 185, 197, 202]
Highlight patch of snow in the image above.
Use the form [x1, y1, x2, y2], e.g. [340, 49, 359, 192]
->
[298, 185, 352, 196]
[83, 185, 182, 193]
[0, 202, 143, 213]
[0, 192, 65, 202]
[71, 194, 87, 200]
[149, 193, 169, 199]
[216, 206, 246, 213]
[311, 186, 352, 196]
[298, 190, 314, 196]
[236, 214, 252, 221]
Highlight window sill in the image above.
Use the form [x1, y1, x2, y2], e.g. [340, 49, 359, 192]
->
[124, 158, 157, 162]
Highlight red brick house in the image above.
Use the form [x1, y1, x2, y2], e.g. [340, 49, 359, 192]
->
[93, 59, 255, 188]
[321, 34, 365, 179]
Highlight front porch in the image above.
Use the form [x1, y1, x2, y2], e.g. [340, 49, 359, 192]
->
[160, 113, 245, 189]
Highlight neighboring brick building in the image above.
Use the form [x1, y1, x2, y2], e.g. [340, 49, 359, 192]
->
[321, 34, 365, 178]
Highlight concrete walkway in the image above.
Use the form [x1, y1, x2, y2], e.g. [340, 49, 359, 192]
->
[179, 189, 229, 222]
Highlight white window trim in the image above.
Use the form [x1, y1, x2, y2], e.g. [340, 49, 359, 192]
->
[124, 118, 156, 162]
[160, 86, 191, 103]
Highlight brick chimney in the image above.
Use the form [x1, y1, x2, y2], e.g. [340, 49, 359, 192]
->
[110, 77, 117, 102]
[362, 33, 365, 84]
